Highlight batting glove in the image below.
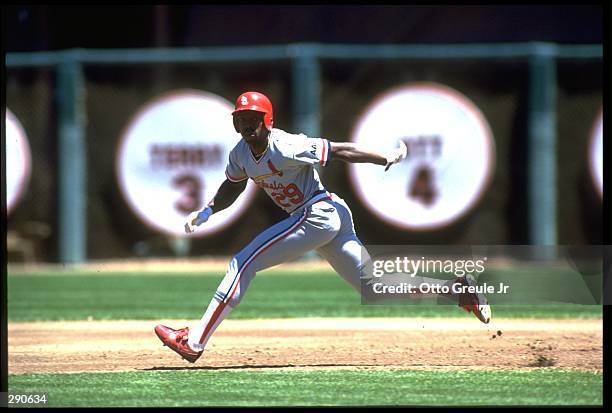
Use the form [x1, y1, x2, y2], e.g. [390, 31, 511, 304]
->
[184, 207, 213, 234]
[384, 141, 408, 171]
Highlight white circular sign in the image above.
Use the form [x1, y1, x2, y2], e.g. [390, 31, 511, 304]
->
[349, 82, 495, 230]
[588, 109, 603, 199]
[5, 108, 32, 215]
[116, 90, 257, 237]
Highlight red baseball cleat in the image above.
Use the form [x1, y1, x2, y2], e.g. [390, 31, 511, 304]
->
[154, 325, 203, 363]
[454, 275, 491, 324]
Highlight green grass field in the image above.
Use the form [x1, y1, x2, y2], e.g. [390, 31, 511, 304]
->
[7, 270, 602, 321]
[8, 369, 602, 407]
[7, 268, 604, 407]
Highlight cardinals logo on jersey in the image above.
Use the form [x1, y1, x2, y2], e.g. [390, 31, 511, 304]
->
[252, 160, 284, 182]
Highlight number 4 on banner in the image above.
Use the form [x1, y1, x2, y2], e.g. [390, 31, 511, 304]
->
[408, 165, 438, 207]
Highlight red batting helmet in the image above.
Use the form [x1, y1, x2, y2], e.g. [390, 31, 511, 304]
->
[232, 91, 274, 132]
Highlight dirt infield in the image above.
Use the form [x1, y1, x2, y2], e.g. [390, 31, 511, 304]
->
[8, 318, 602, 375]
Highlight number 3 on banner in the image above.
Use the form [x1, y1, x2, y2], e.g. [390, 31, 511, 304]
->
[173, 174, 203, 214]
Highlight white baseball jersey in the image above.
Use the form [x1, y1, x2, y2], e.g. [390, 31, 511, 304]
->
[225, 128, 332, 214]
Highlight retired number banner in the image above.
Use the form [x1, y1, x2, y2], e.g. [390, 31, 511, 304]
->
[116, 90, 256, 237]
[5, 108, 32, 216]
[349, 82, 496, 231]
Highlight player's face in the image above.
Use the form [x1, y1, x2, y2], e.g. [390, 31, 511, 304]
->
[234, 111, 268, 144]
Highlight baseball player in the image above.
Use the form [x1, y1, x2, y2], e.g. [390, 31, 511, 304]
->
[155, 91, 491, 363]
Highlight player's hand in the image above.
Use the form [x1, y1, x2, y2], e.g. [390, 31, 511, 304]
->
[184, 207, 213, 234]
[384, 141, 408, 171]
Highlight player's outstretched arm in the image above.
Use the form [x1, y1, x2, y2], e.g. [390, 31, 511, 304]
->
[208, 179, 248, 213]
[329, 141, 407, 171]
[184, 179, 247, 233]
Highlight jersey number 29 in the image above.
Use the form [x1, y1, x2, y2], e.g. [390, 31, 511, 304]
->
[271, 183, 304, 208]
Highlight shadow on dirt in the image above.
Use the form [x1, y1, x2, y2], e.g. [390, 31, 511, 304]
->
[143, 363, 380, 371]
